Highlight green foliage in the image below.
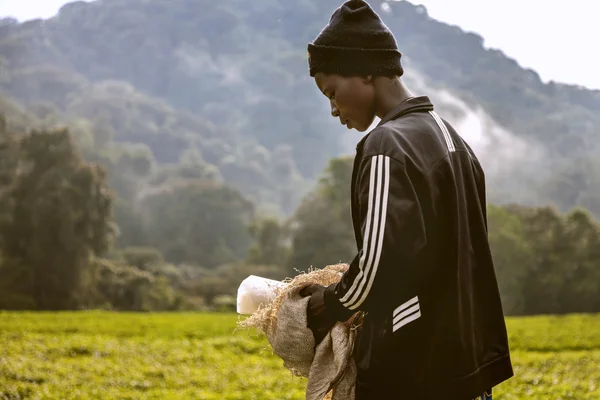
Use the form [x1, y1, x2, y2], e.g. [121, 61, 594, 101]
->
[0, 121, 115, 310]
[2, 0, 600, 217]
[513, 206, 600, 315]
[212, 295, 236, 313]
[487, 204, 600, 315]
[83, 258, 181, 312]
[0, 38, 313, 216]
[0, 258, 36, 310]
[1, 110, 599, 315]
[118, 247, 165, 271]
[246, 217, 291, 267]
[0, 312, 598, 399]
[288, 157, 356, 274]
[1, 0, 600, 315]
[487, 206, 533, 315]
[139, 180, 255, 268]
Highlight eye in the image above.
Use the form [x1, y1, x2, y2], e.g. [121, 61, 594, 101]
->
[322, 90, 335, 101]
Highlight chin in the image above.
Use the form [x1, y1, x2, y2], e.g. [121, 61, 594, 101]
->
[352, 123, 369, 133]
[354, 116, 375, 132]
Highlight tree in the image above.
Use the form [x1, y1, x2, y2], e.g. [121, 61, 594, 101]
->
[246, 217, 291, 268]
[0, 123, 116, 310]
[139, 180, 255, 268]
[487, 205, 533, 315]
[509, 206, 566, 314]
[559, 208, 600, 313]
[288, 156, 356, 273]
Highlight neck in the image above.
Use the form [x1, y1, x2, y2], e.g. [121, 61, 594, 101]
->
[373, 76, 414, 119]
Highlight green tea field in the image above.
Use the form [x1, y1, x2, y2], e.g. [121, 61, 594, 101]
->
[0, 312, 598, 399]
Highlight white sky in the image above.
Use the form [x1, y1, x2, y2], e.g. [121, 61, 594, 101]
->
[1, 0, 600, 90]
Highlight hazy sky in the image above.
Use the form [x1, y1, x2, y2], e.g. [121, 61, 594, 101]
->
[1, 0, 599, 90]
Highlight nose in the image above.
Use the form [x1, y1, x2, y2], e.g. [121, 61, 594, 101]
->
[330, 100, 339, 117]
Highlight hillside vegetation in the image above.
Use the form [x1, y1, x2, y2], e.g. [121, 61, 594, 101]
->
[2, 0, 600, 215]
[0, 0, 599, 313]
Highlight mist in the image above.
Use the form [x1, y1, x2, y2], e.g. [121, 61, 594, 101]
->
[335, 71, 554, 208]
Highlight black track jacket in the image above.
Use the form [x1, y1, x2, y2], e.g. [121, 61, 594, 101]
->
[310, 96, 514, 399]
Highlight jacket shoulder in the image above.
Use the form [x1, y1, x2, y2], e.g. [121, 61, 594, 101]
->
[361, 122, 413, 157]
[361, 125, 395, 155]
[361, 112, 446, 168]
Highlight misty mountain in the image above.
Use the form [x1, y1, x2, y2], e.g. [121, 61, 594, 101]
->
[1, 0, 600, 216]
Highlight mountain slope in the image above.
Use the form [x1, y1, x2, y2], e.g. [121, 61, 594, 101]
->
[1, 0, 599, 216]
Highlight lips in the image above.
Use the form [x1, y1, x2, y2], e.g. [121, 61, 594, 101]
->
[340, 117, 352, 129]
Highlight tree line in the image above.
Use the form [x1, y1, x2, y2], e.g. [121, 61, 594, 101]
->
[0, 118, 598, 315]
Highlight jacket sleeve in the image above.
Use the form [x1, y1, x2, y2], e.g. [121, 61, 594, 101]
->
[322, 153, 427, 322]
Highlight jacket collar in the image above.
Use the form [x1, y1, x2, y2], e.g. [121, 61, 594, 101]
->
[356, 96, 434, 150]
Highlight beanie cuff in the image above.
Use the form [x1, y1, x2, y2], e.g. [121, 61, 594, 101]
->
[308, 43, 403, 77]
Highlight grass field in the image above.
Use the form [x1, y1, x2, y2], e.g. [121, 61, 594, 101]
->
[0, 312, 599, 399]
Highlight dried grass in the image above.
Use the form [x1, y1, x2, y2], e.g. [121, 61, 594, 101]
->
[237, 263, 363, 337]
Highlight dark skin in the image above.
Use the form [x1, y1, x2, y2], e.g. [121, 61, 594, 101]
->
[314, 72, 415, 132]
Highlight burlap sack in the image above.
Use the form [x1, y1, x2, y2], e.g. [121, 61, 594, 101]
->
[238, 264, 362, 400]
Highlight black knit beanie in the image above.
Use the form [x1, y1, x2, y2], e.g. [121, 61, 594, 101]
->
[307, 0, 403, 77]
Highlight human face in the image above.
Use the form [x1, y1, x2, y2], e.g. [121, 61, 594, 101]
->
[314, 72, 376, 132]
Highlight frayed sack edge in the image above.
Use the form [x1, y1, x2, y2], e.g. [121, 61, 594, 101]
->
[236, 263, 364, 338]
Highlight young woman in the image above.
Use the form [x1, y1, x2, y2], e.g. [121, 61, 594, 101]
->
[300, 1, 514, 399]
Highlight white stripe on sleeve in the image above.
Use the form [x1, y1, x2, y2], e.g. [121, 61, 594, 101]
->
[341, 154, 391, 310]
[339, 155, 378, 304]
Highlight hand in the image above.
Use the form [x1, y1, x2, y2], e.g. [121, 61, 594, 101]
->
[300, 283, 336, 346]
